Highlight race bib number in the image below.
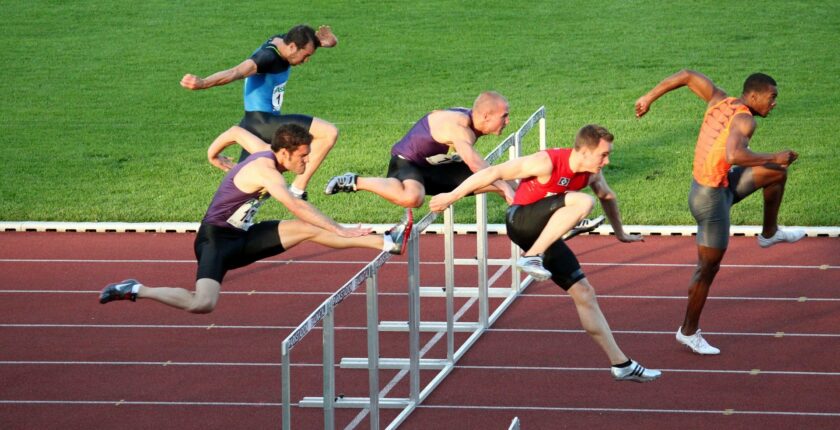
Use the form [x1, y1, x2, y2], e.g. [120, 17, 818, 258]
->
[425, 153, 462, 165]
[272, 83, 286, 112]
[227, 197, 266, 230]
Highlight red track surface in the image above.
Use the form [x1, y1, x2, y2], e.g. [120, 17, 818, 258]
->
[1, 231, 839, 429]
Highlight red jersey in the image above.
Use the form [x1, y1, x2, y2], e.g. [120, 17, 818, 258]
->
[512, 148, 591, 206]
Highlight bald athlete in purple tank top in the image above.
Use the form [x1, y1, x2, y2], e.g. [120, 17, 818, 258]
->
[324, 92, 516, 208]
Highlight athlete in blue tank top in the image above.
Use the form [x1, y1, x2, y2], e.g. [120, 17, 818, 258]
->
[324, 92, 516, 209]
[100, 124, 414, 315]
[180, 25, 340, 199]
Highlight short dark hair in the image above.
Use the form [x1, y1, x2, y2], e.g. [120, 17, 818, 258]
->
[283, 25, 320, 49]
[574, 124, 614, 150]
[271, 124, 312, 153]
[743, 73, 777, 94]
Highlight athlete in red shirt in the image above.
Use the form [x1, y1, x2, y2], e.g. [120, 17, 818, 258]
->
[431, 125, 659, 383]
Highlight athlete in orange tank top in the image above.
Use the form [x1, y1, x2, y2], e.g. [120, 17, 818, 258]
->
[635, 69, 803, 355]
[692, 98, 752, 187]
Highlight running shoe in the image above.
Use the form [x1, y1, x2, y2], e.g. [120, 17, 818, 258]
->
[324, 172, 358, 195]
[676, 327, 720, 355]
[611, 360, 661, 382]
[387, 209, 413, 255]
[562, 215, 606, 241]
[757, 227, 806, 248]
[100, 279, 141, 304]
[516, 255, 552, 281]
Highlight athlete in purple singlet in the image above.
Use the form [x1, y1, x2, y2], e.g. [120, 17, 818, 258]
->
[99, 124, 412, 314]
[324, 91, 516, 208]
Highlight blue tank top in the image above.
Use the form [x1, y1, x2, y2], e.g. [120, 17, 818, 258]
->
[243, 35, 291, 114]
[202, 152, 276, 230]
[390, 108, 476, 166]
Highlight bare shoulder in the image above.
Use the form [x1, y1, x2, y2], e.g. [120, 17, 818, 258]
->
[429, 109, 474, 144]
[429, 109, 470, 128]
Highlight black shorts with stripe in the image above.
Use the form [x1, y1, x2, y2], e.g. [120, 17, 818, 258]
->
[386, 155, 474, 196]
[505, 195, 585, 290]
[194, 221, 286, 283]
[237, 112, 314, 162]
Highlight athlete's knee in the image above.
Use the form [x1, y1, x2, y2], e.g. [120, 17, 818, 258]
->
[187, 297, 217, 314]
[567, 192, 596, 216]
[312, 119, 339, 147]
[396, 190, 425, 208]
[569, 280, 597, 307]
[695, 259, 721, 279]
[189, 279, 220, 313]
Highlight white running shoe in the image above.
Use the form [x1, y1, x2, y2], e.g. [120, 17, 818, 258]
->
[324, 172, 358, 195]
[611, 360, 661, 383]
[562, 215, 605, 241]
[516, 255, 552, 281]
[757, 227, 806, 248]
[676, 327, 720, 355]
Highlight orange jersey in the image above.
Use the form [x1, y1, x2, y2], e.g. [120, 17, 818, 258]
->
[693, 97, 752, 187]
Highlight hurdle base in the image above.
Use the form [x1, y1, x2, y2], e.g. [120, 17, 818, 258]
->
[378, 321, 480, 332]
[299, 396, 412, 409]
[419, 286, 514, 298]
[340, 357, 449, 370]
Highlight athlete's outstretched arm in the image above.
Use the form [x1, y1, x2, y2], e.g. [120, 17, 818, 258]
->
[429, 151, 552, 212]
[180, 59, 258, 90]
[588, 173, 641, 242]
[635, 69, 727, 117]
[259, 167, 370, 238]
[207, 126, 271, 171]
[447, 124, 516, 203]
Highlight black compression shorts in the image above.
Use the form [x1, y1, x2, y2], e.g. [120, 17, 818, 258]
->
[505, 195, 585, 290]
[194, 221, 286, 283]
[386, 155, 474, 196]
[237, 112, 314, 161]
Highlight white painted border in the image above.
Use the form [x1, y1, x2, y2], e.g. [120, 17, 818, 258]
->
[1, 221, 838, 237]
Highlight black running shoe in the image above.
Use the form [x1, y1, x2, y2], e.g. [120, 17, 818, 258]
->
[387, 209, 413, 255]
[562, 215, 605, 241]
[100, 279, 140, 304]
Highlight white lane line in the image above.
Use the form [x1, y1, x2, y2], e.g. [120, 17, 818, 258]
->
[2, 291, 840, 303]
[0, 258, 836, 270]
[2, 361, 839, 377]
[414, 404, 840, 417]
[1, 324, 838, 338]
[0, 400, 837, 417]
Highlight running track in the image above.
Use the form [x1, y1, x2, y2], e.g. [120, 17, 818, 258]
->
[1, 231, 838, 429]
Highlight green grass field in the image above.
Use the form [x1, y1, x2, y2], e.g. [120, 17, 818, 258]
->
[2, 0, 838, 225]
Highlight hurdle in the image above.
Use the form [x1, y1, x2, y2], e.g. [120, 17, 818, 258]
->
[290, 107, 547, 428]
[280, 250, 393, 430]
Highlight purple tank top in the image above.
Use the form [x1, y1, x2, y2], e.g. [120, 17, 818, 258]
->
[390, 108, 477, 166]
[202, 151, 277, 230]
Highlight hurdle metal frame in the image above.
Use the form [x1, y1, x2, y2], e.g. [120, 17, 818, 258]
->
[280, 250, 392, 430]
[283, 107, 546, 429]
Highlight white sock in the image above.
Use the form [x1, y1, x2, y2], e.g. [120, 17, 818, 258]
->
[382, 234, 394, 251]
[131, 283, 142, 294]
[289, 185, 305, 196]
